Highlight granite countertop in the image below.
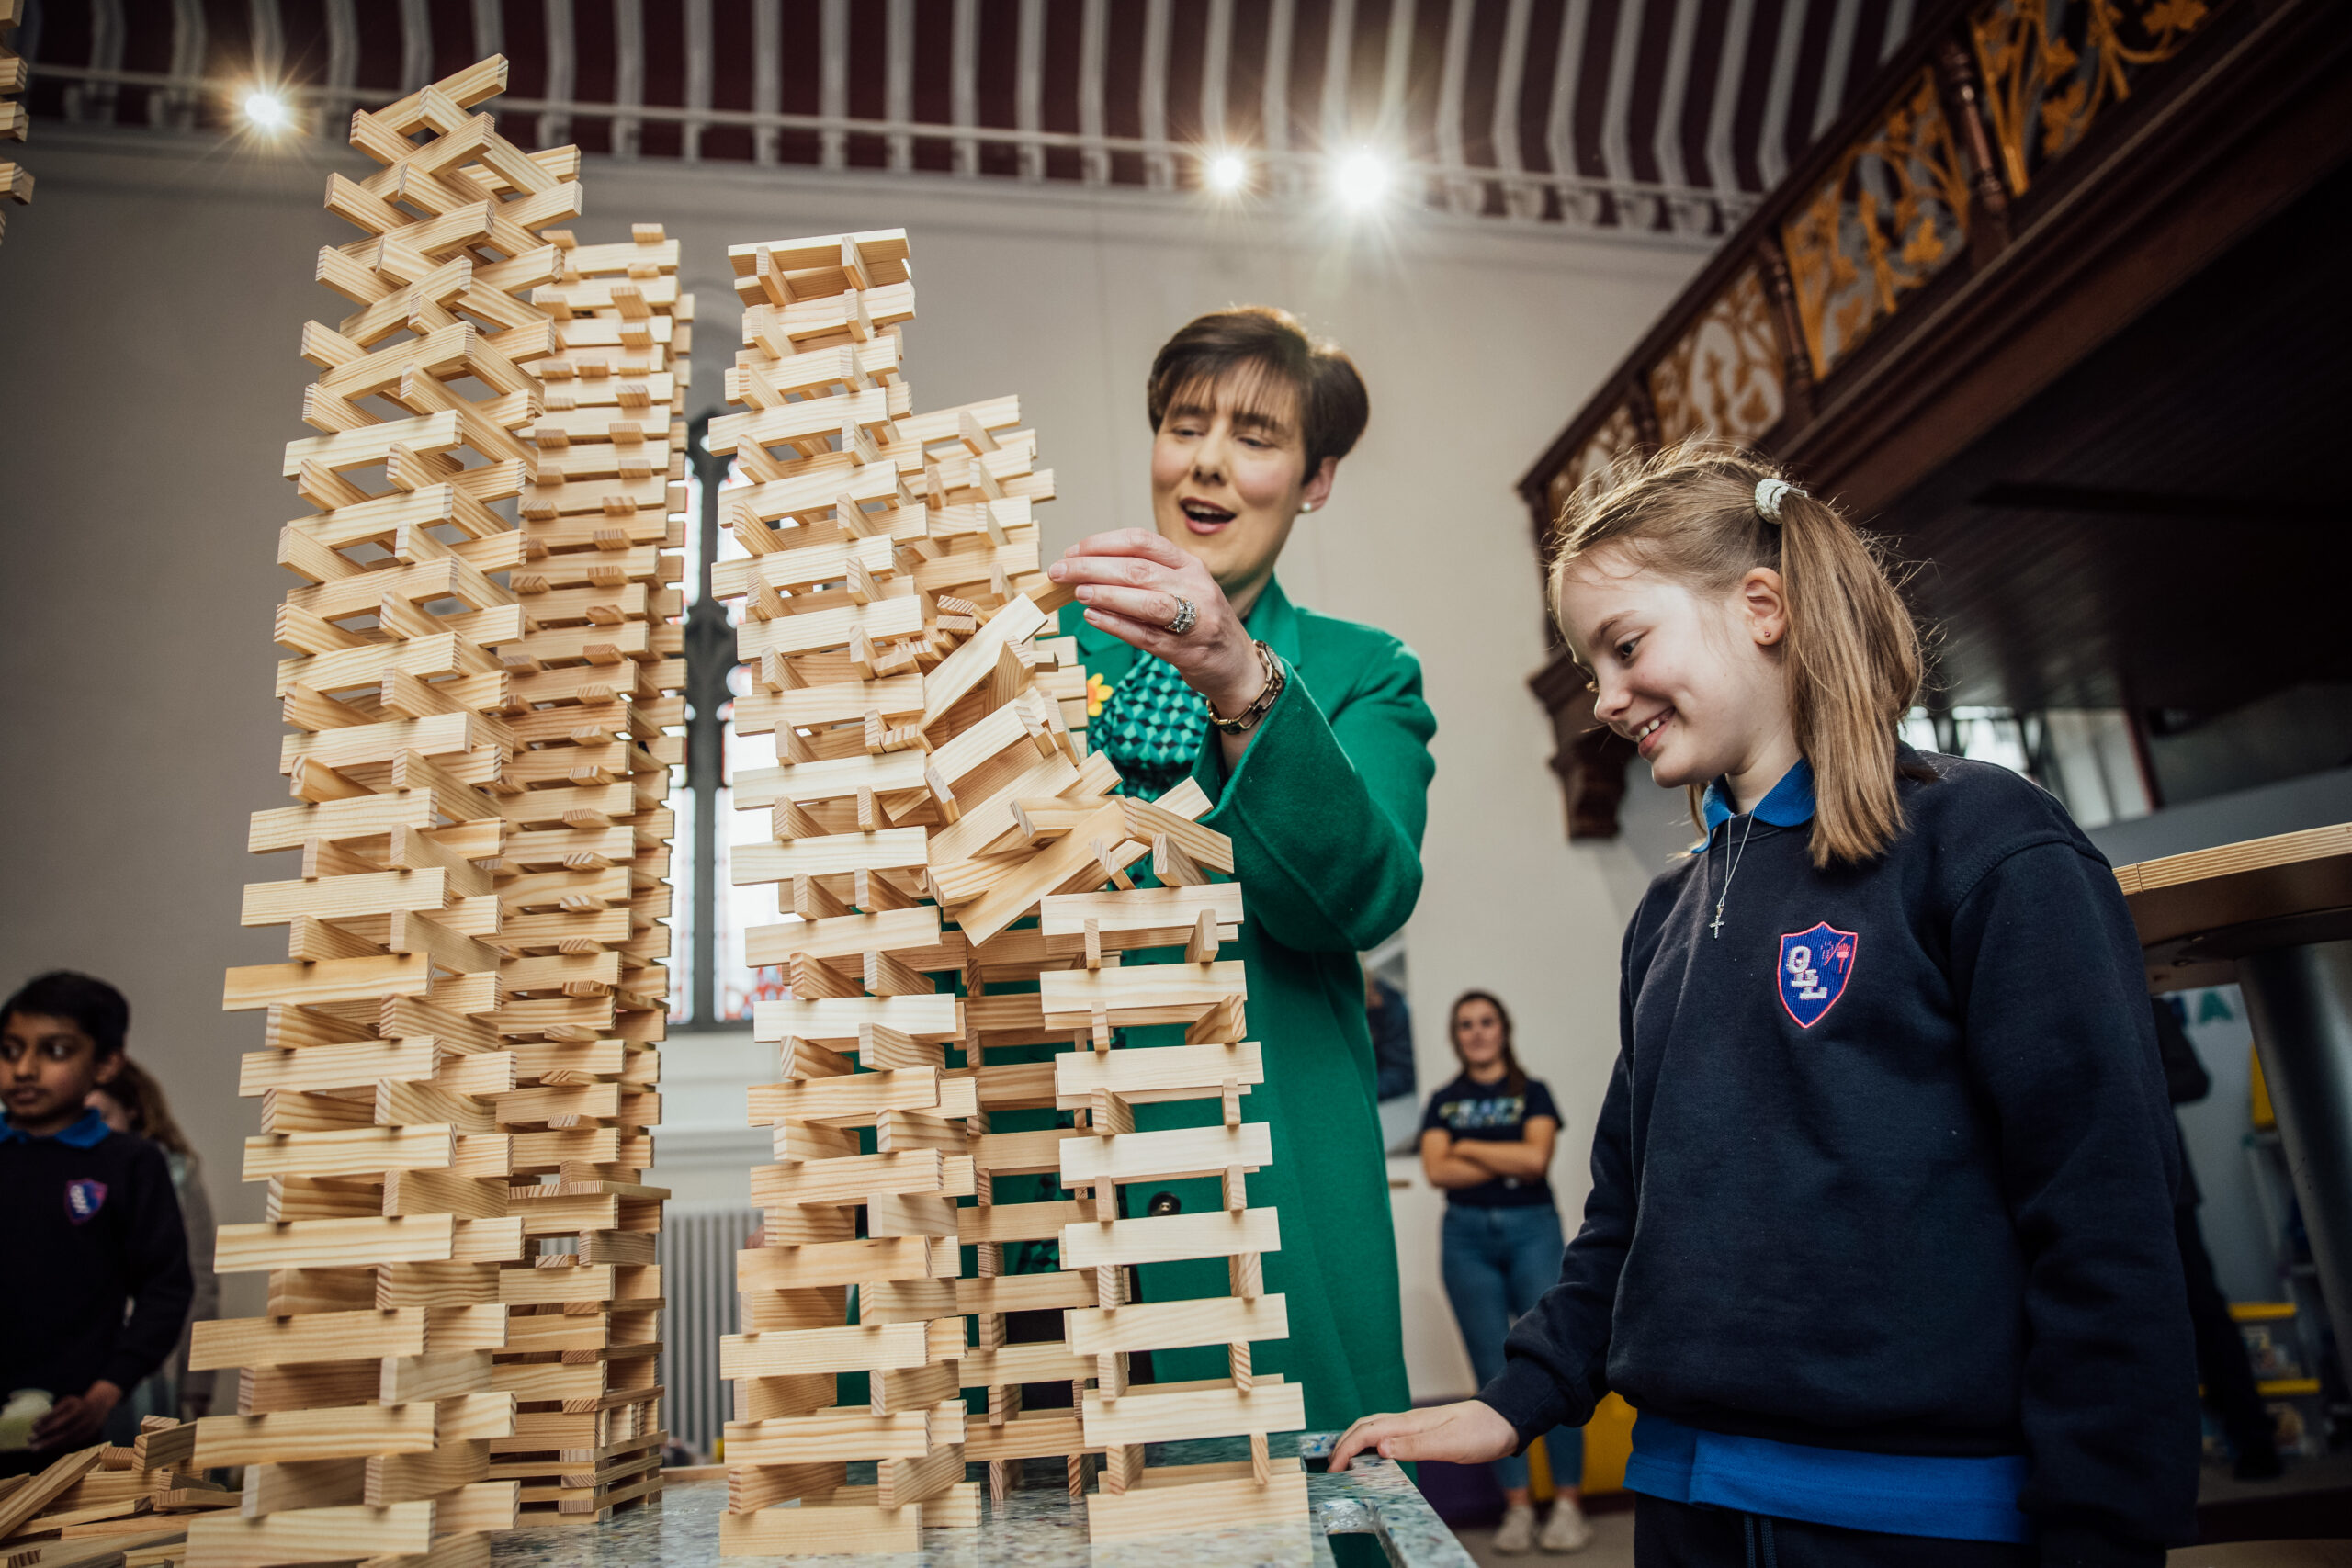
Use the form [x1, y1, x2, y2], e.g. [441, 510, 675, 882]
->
[489, 1435, 1474, 1567]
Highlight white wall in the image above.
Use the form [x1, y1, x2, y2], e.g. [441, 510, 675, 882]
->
[0, 128, 1710, 1381]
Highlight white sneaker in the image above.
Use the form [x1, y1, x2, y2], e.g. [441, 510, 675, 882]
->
[1492, 1502, 1539, 1554]
[1540, 1497, 1594, 1552]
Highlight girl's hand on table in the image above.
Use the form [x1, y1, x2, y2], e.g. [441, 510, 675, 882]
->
[1327, 1399, 1519, 1471]
[1046, 530, 1268, 716]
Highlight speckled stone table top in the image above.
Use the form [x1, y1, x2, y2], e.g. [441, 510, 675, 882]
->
[490, 1435, 1474, 1567]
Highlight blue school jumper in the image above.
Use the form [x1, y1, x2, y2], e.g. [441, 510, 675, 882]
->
[1477, 752, 2198, 1566]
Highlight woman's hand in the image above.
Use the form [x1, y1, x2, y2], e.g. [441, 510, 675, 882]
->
[1047, 530, 1266, 716]
[1328, 1400, 1519, 1472]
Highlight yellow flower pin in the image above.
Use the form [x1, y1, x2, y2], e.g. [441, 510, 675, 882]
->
[1085, 671, 1113, 719]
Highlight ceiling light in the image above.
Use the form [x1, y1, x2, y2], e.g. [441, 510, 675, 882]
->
[1205, 152, 1249, 194]
[1335, 150, 1389, 210]
[243, 91, 290, 131]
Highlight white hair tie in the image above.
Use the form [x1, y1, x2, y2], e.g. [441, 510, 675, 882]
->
[1753, 477, 1805, 524]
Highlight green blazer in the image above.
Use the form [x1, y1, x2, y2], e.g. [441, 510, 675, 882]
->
[1057, 578, 1436, 1432]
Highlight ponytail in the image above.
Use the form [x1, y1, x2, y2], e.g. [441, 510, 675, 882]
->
[1547, 438, 1924, 867]
[1775, 489, 1922, 864]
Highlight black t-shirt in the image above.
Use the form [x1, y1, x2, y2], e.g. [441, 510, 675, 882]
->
[1420, 1073, 1560, 1208]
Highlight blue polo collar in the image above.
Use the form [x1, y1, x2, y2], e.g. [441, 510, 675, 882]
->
[1702, 759, 1818, 835]
[0, 1106, 113, 1147]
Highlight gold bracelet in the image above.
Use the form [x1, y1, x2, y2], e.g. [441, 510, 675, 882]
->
[1207, 640, 1285, 734]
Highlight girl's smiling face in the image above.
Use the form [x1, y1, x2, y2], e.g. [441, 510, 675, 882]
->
[1555, 544, 1793, 795]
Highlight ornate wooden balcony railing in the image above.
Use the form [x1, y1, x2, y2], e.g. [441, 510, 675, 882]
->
[1514, 0, 2345, 841]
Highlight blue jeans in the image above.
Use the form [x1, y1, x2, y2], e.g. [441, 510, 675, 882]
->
[1442, 1203, 1586, 1495]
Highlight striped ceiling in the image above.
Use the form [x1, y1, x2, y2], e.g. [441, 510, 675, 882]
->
[22, 0, 1923, 234]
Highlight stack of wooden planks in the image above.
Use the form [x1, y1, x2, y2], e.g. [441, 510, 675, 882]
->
[708, 227, 1305, 1552]
[0, 0, 29, 237]
[196, 54, 672, 1568]
[0, 1424, 236, 1568]
[483, 218, 687, 1529]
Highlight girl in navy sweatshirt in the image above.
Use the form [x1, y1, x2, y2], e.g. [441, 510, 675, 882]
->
[1332, 443, 2197, 1566]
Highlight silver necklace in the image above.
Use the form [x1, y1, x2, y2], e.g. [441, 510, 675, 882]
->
[1709, 810, 1757, 939]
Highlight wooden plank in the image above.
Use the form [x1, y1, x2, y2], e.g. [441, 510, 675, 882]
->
[737, 1235, 948, 1292]
[192, 1407, 435, 1468]
[954, 1343, 1091, 1388]
[239, 1040, 440, 1097]
[1059, 1122, 1270, 1187]
[222, 956, 433, 1013]
[241, 870, 448, 927]
[717, 1503, 917, 1556]
[241, 1125, 454, 1181]
[954, 1200, 1090, 1246]
[952, 1272, 1095, 1315]
[1059, 1209, 1280, 1269]
[0, 1448, 105, 1540]
[1085, 1461, 1306, 1542]
[1079, 1382, 1305, 1448]
[189, 1310, 426, 1372]
[747, 1068, 971, 1128]
[971, 1127, 1082, 1177]
[917, 596, 1046, 729]
[1037, 963, 1246, 1028]
[183, 1503, 431, 1568]
[2115, 823, 2352, 948]
[213, 1215, 522, 1273]
[719, 1406, 944, 1466]
[959, 1413, 1090, 1462]
[733, 675, 924, 736]
[720, 1324, 930, 1379]
[1053, 1043, 1264, 1107]
[953, 801, 1134, 946]
[283, 412, 462, 478]
[729, 828, 929, 885]
[1065, 1294, 1289, 1357]
[741, 907, 940, 967]
[750, 1150, 951, 1208]
[1039, 883, 1243, 937]
[734, 596, 923, 660]
[732, 751, 929, 809]
[749, 995, 960, 1046]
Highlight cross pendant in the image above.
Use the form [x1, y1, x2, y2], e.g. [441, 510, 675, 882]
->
[1710, 903, 1726, 938]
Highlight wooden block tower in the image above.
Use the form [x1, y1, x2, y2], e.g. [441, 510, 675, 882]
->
[483, 221, 688, 1524]
[189, 56, 672, 1568]
[709, 231, 1306, 1551]
[0, 0, 31, 236]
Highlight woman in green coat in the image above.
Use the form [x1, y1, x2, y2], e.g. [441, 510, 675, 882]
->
[1043, 306, 1435, 1434]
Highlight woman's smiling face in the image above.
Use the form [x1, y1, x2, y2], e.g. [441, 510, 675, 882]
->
[1453, 998, 1507, 1067]
[1149, 365, 1334, 603]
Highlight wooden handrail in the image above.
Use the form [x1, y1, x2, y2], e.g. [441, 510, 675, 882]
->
[1516, 0, 2232, 547]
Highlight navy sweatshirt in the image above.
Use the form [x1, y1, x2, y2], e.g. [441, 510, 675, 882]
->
[1479, 751, 2198, 1564]
[0, 1111, 194, 1403]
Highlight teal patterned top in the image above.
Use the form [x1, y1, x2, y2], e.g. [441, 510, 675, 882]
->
[1092, 651, 1212, 799]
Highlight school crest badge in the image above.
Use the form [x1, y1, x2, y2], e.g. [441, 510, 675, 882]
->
[1777, 922, 1858, 1029]
[64, 1179, 108, 1224]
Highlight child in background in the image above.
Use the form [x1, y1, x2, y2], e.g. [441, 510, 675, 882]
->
[85, 1058, 219, 1423]
[1333, 445, 2197, 1565]
[0, 972, 194, 1470]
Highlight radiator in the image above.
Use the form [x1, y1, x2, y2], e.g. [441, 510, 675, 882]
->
[656, 1205, 761, 1461]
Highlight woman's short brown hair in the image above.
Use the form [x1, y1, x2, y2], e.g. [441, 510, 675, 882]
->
[1147, 306, 1370, 472]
